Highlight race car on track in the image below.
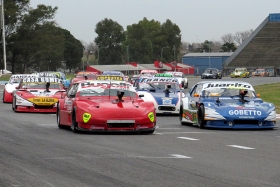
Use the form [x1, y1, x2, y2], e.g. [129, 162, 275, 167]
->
[252, 69, 266, 76]
[71, 71, 97, 85]
[201, 68, 222, 79]
[180, 81, 277, 129]
[56, 80, 156, 133]
[230, 68, 250, 78]
[165, 72, 189, 88]
[135, 77, 183, 114]
[3, 74, 36, 103]
[12, 77, 66, 113]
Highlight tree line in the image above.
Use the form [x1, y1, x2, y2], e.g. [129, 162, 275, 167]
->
[1, 1, 253, 73]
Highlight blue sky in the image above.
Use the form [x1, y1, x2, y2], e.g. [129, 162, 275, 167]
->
[30, 0, 280, 44]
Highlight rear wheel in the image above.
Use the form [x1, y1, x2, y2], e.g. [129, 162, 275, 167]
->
[197, 105, 206, 129]
[2, 91, 5, 103]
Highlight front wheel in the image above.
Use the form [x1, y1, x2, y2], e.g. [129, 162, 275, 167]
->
[57, 105, 63, 129]
[12, 97, 17, 112]
[197, 105, 206, 129]
[184, 82, 188, 89]
[71, 110, 79, 133]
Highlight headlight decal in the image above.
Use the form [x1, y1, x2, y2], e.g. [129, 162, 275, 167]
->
[83, 113, 91, 123]
[148, 112, 155, 122]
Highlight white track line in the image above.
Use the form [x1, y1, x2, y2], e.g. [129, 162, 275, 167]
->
[227, 145, 255, 149]
[178, 137, 199, 141]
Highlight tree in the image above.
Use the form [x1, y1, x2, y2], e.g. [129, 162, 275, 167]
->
[61, 29, 84, 72]
[94, 18, 125, 65]
[234, 29, 253, 45]
[221, 33, 235, 44]
[6, 4, 63, 73]
[220, 42, 237, 52]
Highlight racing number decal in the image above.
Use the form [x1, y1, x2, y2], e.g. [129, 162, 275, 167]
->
[148, 112, 155, 122]
[83, 113, 91, 123]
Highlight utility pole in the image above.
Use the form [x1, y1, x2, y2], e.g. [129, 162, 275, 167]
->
[1, 0, 6, 72]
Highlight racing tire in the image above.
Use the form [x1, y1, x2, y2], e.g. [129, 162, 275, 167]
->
[56, 105, 63, 129]
[12, 97, 17, 112]
[201, 76, 204, 79]
[197, 105, 206, 129]
[184, 82, 188, 89]
[141, 130, 155, 134]
[179, 105, 192, 126]
[71, 110, 79, 133]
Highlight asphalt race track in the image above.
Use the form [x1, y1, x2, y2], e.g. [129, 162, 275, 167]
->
[0, 77, 279, 187]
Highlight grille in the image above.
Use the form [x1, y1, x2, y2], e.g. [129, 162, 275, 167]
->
[34, 105, 54, 109]
[107, 123, 135, 128]
[233, 120, 258, 125]
[158, 106, 175, 111]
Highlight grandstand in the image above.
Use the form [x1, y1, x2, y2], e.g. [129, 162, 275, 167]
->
[224, 13, 280, 75]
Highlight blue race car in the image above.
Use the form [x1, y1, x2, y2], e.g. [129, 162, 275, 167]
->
[135, 77, 183, 114]
[180, 81, 277, 129]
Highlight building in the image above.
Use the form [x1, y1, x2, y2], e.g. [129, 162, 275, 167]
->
[182, 52, 233, 75]
[224, 13, 280, 75]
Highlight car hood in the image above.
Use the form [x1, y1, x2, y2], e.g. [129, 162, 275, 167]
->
[139, 91, 180, 106]
[77, 99, 153, 118]
[5, 83, 19, 93]
[204, 99, 275, 120]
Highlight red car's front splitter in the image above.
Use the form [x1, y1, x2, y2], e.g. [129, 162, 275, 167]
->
[15, 106, 57, 113]
[77, 122, 156, 132]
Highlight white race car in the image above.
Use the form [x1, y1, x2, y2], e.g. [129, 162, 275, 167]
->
[135, 77, 184, 114]
[166, 72, 188, 89]
[3, 74, 36, 103]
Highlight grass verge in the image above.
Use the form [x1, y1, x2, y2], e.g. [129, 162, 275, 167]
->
[254, 82, 280, 113]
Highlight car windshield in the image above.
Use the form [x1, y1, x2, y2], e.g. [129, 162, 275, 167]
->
[203, 87, 256, 98]
[148, 82, 180, 90]
[173, 74, 183, 78]
[79, 88, 136, 97]
[21, 82, 60, 89]
[9, 78, 21, 84]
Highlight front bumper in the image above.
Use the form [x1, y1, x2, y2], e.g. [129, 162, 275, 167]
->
[204, 120, 277, 129]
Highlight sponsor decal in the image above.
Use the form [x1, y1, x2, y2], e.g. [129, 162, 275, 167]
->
[184, 112, 193, 121]
[83, 113, 91, 123]
[81, 82, 131, 90]
[229, 110, 262, 116]
[23, 77, 61, 83]
[148, 112, 155, 122]
[140, 77, 178, 83]
[27, 97, 58, 106]
[205, 82, 251, 89]
[96, 75, 124, 81]
[154, 73, 173, 77]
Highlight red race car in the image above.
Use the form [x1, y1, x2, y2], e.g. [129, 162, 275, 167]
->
[12, 77, 66, 113]
[57, 80, 156, 134]
[3, 74, 36, 103]
[71, 72, 98, 85]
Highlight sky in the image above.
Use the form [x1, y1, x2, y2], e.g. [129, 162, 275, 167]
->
[30, 0, 280, 45]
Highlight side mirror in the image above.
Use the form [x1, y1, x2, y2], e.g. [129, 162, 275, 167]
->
[15, 86, 19, 89]
[194, 93, 200, 97]
[5, 83, 7, 85]
[257, 94, 260, 98]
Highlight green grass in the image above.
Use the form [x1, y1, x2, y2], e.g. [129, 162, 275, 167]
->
[254, 82, 280, 113]
[0, 74, 11, 81]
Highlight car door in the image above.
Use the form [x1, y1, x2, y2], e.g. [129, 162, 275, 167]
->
[60, 83, 79, 125]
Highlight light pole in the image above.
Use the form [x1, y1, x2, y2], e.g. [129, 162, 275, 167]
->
[126, 46, 129, 75]
[1, 0, 6, 72]
[207, 40, 212, 68]
[161, 46, 169, 61]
